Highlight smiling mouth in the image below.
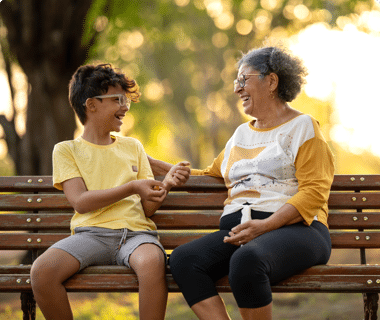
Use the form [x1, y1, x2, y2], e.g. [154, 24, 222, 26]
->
[241, 96, 250, 102]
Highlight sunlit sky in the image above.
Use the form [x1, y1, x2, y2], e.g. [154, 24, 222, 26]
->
[289, 10, 380, 156]
[1, 8, 380, 159]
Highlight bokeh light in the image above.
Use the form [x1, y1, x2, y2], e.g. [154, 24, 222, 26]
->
[290, 14, 380, 157]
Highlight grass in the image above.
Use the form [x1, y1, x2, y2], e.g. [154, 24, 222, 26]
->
[0, 291, 369, 319]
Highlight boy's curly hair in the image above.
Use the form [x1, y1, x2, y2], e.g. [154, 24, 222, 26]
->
[238, 46, 308, 102]
[69, 64, 141, 125]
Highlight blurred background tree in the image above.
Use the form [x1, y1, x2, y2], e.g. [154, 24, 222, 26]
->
[0, 0, 379, 175]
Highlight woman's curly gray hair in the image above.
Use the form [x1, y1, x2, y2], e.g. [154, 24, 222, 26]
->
[238, 46, 308, 102]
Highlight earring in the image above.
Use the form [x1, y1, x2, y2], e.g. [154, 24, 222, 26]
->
[269, 90, 275, 100]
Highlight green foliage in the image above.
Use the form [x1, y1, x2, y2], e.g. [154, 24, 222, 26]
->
[81, 0, 375, 169]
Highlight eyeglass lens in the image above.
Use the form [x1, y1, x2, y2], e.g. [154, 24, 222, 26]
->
[234, 75, 245, 88]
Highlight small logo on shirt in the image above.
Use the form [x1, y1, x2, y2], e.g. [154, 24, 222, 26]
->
[132, 165, 138, 172]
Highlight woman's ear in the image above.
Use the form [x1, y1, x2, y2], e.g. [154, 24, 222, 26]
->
[268, 72, 279, 91]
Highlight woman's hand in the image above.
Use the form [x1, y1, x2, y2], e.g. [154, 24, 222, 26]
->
[223, 219, 269, 246]
[223, 204, 304, 246]
[163, 161, 191, 189]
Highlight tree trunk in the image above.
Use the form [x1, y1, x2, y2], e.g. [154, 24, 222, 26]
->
[0, 0, 98, 174]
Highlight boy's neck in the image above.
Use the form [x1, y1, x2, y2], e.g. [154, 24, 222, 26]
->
[81, 127, 115, 145]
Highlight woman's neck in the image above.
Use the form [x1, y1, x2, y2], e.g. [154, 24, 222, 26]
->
[253, 103, 301, 129]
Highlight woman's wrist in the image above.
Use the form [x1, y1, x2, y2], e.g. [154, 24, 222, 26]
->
[148, 155, 173, 176]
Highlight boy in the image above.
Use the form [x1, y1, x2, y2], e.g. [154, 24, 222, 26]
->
[30, 64, 190, 320]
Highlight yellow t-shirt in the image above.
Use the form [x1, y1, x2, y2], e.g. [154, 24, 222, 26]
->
[191, 114, 335, 227]
[52, 135, 157, 232]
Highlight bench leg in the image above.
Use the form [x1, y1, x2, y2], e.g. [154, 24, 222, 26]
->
[20, 292, 36, 320]
[363, 293, 379, 320]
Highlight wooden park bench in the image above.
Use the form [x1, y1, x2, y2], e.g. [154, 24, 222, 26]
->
[0, 174, 380, 319]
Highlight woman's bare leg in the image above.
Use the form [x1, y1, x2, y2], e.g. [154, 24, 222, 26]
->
[129, 243, 168, 320]
[30, 248, 80, 320]
[239, 302, 273, 320]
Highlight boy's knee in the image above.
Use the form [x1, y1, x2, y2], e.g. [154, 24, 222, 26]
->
[130, 244, 165, 272]
[30, 258, 55, 291]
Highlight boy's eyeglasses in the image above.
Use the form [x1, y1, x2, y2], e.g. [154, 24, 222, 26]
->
[233, 74, 261, 89]
[83, 94, 131, 109]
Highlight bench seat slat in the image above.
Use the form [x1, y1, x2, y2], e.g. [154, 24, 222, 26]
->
[2, 264, 380, 275]
[2, 272, 380, 293]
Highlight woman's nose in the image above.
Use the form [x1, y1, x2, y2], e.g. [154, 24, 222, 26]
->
[234, 83, 243, 94]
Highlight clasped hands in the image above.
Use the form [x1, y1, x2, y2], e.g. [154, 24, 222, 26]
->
[134, 161, 190, 202]
[223, 219, 269, 246]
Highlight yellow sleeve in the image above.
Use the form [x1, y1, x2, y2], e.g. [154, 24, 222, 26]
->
[52, 143, 82, 190]
[286, 124, 335, 226]
[191, 149, 225, 178]
[136, 141, 154, 180]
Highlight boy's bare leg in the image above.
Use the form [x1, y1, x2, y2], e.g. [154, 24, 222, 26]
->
[191, 296, 231, 320]
[30, 248, 80, 320]
[129, 243, 168, 320]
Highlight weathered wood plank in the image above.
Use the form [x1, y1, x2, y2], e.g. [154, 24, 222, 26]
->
[2, 264, 380, 276]
[1, 175, 380, 193]
[1, 231, 380, 250]
[328, 212, 380, 229]
[1, 192, 380, 212]
[328, 193, 380, 210]
[0, 194, 71, 211]
[1, 212, 380, 230]
[2, 271, 380, 293]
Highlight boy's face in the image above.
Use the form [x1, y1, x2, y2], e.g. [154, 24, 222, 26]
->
[92, 84, 129, 133]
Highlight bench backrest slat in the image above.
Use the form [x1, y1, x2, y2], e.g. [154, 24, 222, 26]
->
[1, 192, 380, 211]
[1, 212, 380, 230]
[1, 175, 380, 192]
[1, 232, 380, 250]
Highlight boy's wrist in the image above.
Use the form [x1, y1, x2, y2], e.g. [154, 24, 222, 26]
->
[162, 179, 173, 191]
[129, 180, 137, 195]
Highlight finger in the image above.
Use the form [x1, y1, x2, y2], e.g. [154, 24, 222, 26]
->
[172, 172, 187, 182]
[178, 161, 190, 167]
[223, 236, 240, 246]
[231, 223, 247, 234]
[175, 169, 190, 176]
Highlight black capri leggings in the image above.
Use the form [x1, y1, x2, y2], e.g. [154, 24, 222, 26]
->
[169, 209, 331, 309]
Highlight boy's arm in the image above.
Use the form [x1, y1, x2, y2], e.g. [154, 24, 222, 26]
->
[62, 177, 166, 214]
[141, 161, 191, 217]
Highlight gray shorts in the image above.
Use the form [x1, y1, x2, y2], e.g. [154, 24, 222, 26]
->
[50, 227, 166, 270]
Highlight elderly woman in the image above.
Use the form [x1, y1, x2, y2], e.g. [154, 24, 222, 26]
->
[149, 46, 334, 320]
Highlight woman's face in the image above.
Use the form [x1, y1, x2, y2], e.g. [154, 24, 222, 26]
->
[234, 64, 267, 117]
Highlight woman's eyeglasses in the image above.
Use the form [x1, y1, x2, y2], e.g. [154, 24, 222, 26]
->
[234, 74, 261, 89]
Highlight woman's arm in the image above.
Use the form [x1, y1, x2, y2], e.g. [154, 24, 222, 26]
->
[223, 203, 303, 245]
[147, 155, 174, 176]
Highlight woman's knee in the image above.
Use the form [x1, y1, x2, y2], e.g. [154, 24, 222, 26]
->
[169, 244, 196, 270]
[229, 246, 267, 284]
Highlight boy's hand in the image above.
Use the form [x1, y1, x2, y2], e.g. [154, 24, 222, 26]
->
[163, 161, 191, 189]
[131, 179, 166, 202]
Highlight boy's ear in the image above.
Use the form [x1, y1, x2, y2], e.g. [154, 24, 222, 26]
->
[85, 98, 97, 112]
